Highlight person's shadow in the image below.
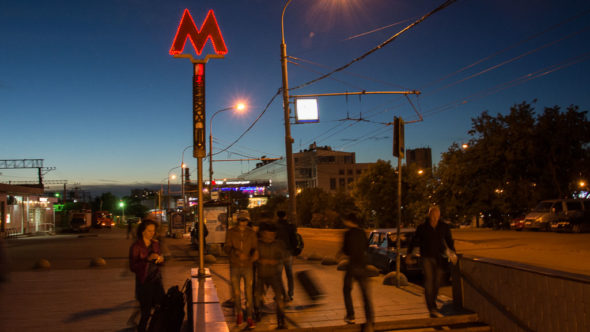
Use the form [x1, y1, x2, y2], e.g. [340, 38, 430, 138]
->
[63, 299, 139, 331]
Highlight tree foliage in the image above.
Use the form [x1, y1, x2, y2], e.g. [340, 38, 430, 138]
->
[434, 101, 590, 226]
[351, 160, 397, 227]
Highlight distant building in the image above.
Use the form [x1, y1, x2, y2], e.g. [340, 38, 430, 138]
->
[406, 147, 432, 170]
[0, 184, 57, 237]
[239, 143, 375, 194]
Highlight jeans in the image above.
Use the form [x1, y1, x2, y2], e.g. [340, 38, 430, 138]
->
[422, 257, 444, 311]
[255, 273, 285, 320]
[230, 265, 254, 318]
[282, 255, 294, 298]
[136, 279, 164, 332]
[343, 265, 373, 323]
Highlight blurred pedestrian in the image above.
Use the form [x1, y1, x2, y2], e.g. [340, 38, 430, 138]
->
[129, 219, 165, 332]
[224, 214, 258, 328]
[126, 218, 133, 239]
[254, 222, 288, 329]
[0, 238, 8, 283]
[275, 210, 297, 301]
[338, 213, 373, 331]
[191, 220, 209, 253]
[406, 205, 456, 318]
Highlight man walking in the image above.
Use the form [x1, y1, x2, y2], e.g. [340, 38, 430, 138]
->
[406, 205, 456, 318]
[275, 210, 296, 301]
[254, 222, 288, 329]
[338, 213, 374, 331]
[224, 215, 258, 328]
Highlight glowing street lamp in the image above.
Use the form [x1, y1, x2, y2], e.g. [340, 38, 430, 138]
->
[119, 201, 126, 224]
[209, 102, 247, 193]
[461, 143, 469, 150]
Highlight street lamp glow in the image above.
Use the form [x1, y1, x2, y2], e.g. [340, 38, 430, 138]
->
[417, 169, 424, 175]
[236, 102, 246, 111]
[461, 143, 469, 149]
[580, 181, 586, 188]
[171, 174, 177, 180]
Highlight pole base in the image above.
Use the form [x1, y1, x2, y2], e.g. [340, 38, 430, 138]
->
[192, 267, 211, 278]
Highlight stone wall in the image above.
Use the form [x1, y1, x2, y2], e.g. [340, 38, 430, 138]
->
[455, 255, 590, 332]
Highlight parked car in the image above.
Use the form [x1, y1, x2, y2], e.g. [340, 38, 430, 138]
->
[510, 214, 525, 231]
[524, 199, 587, 231]
[550, 200, 590, 233]
[367, 228, 423, 276]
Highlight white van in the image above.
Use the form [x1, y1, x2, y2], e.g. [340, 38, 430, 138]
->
[524, 199, 586, 231]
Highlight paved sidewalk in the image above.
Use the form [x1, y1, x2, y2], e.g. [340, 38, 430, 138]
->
[208, 257, 448, 331]
[0, 263, 193, 331]
[0, 244, 451, 332]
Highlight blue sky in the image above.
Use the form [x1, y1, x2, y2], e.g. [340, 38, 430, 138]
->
[1, 0, 589, 195]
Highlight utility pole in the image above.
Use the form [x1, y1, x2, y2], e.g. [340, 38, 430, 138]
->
[394, 116, 405, 288]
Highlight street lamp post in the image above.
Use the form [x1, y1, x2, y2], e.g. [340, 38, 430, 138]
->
[280, 0, 298, 226]
[209, 103, 246, 194]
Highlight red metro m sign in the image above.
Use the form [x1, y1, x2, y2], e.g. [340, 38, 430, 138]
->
[169, 9, 227, 57]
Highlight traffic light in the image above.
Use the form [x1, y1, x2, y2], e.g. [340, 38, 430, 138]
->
[393, 116, 404, 158]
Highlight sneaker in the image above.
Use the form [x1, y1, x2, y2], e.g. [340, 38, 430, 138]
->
[236, 313, 243, 325]
[429, 309, 443, 318]
[247, 318, 256, 329]
[344, 316, 355, 324]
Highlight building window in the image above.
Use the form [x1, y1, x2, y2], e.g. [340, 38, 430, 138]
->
[343, 155, 353, 163]
[330, 178, 336, 190]
[339, 169, 344, 175]
[347, 169, 353, 175]
[339, 178, 345, 188]
[318, 156, 335, 163]
[347, 178, 354, 184]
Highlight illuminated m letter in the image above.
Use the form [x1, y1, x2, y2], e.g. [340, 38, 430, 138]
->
[169, 9, 228, 56]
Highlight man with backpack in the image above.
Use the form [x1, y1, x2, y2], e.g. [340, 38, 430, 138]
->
[275, 210, 297, 301]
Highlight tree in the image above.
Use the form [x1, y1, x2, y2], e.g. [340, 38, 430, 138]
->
[296, 187, 331, 226]
[351, 160, 397, 227]
[403, 163, 434, 226]
[435, 101, 590, 227]
[92, 192, 119, 213]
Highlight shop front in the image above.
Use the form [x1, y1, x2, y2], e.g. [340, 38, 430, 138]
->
[0, 184, 56, 237]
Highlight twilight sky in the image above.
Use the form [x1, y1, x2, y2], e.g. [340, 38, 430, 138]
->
[1, 0, 589, 195]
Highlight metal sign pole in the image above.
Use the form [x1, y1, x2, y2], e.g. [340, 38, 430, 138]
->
[192, 62, 208, 277]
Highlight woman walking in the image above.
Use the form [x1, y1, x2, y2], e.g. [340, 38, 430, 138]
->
[129, 219, 165, 332]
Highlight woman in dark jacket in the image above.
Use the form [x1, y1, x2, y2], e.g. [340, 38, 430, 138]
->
[129, 219, 165, 332]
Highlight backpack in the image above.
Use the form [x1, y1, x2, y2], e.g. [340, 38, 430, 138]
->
[148, 283, 186, 332]
[293, 232, 304, 256]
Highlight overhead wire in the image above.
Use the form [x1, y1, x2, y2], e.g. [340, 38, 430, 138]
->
[214, 1, 457, 158]
[422, 50, 590, 118]
[295, 6, 590, 149]
[419, 7, 590, 90]
[212, 89, 281, 157]
[429, 24, 590, 95]
[288, 55, 409, 90]
[288, 0, 459, 92]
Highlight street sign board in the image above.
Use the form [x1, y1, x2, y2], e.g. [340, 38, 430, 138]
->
[169, 9, 227, 56]
[295, 98, 319, 123]
[193, 63, 206, 158]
